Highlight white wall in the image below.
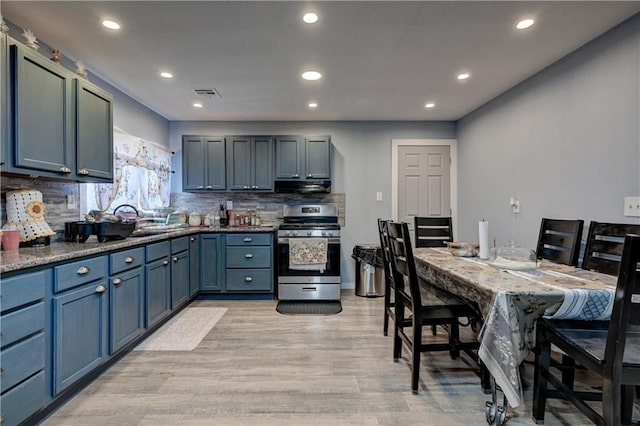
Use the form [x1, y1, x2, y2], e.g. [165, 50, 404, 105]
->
[169, 121, 456, 283]
[456, 14, 640, 250]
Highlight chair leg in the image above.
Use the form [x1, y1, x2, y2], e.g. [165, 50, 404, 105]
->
[393, 304, 403, 362]
[448, 321, 460, 359]
[602, 378, 622, 426]
[411, 317, 422, 394]
[383, 292, 390, 336]
[532, 336, 551, 424]
[621, 384, 634, 425]
[431, 324, 437, 336]
[560, 354, 575, 389]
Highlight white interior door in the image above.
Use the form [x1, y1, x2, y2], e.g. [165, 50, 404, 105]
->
[392, 139, 457, 242]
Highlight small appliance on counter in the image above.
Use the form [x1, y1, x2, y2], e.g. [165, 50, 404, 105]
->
[3, 189, 56, 247]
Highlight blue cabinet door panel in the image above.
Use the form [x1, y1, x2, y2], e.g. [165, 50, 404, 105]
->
[226, 233, 271, 246]
[11, 45, 73, 174]
[0, 333, 45, 393]
[0, 270, 47, 312]
[0, 371, 46, 426]
[110, 247, 145, 275]
[0, 302, 45, 347]
[53, 282, 108, 394]
[171, 250, 190, 309]
[200, 234, 223, 291]
[76, 79, 113, 181]
[54, 256, 108, 293]
[145, 257, 171, 327]
[226, 246, 271, 269]
[225, 269, 272, 292]
[110, 268, 144, 354]
[189, 235, 200, 296]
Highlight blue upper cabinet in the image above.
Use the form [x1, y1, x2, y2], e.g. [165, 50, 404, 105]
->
[10, 43, 74, 177]
[226, 135, 273, 191]
[6, 40, 113, 182]
[76, 79, 113, 181]
[182, 135, 226, 191]
[1, 33, 6, 169]
[275, 135, 331, 180]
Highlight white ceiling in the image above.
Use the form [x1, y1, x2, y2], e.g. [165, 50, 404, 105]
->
[3, 1, 639, 122]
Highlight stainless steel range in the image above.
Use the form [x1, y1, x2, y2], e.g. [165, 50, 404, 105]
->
[277, 204, 341, 301]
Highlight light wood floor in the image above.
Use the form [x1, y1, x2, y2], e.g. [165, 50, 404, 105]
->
[42, 293, 636, 425]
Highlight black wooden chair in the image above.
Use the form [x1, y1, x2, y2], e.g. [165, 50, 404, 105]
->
[387, 221, 480, 393]
[536, 218, 584, 267]
[583, 221, 640, 275]
[414, 216, 453, 248]
[532, 233, 640, 425]
[378, 219, 396, 337]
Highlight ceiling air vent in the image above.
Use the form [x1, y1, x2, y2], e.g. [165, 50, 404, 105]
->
[193, 88, 221, 98]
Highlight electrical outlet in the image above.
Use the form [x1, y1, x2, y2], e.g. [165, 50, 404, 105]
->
[376, 191, 383, 201]
[624, 196, 640, 217]
[66, 195, 75, 209]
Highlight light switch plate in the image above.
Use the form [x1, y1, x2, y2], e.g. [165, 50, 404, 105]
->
[624, 196, 640, 217]
[376, 191, 383, 201]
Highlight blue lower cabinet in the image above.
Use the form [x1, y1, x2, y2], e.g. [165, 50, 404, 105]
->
[200, 234, 224, 292]
[0, 371, 46, 426]
[110, 267, 145, 354]
[171, 250, 190, 309]
[189, 235, 200, 297]
[53, 281, 108, 395]
[145, 257, 171, 327]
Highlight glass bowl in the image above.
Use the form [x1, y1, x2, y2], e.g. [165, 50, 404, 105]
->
[487, 241, 537, 270]
[446, 242, 479, 257]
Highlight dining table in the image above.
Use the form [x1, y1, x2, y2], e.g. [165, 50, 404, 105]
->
[413, 247, 617, 424]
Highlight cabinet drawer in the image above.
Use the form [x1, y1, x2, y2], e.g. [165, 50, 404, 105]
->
[0, 371, 46, 426]
[226, 269, 272, 292]
[171, 236, 189, 254]
[0, 270, 47, 312]
[110, 247, 145, 275]
[226, 246, 271, 268]
[226, 233, 270, 246]
[0, 333, 45, 393]
[146, 240, 170, 262]
[54, 256, 108, 293]
[1, 302, 45, 348]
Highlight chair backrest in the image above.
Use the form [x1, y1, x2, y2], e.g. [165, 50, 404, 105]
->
[377, 219, 394, 288]
[387, 221, 422, 308]
[583, 221, 640, 275]
[414, 216, 453, 248]
[536, 218, 584, 267]
[604, 234, 640, 372]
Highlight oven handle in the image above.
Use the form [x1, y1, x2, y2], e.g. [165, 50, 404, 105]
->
[278, 238, 341, 244]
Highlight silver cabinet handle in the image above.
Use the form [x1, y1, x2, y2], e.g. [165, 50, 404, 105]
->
[59, 166, 71, 173]
[244, 237, 252, 242]
[244, 276, 253, 282]
[95, 285, 107, 293]
[113, 278, 123, 285]
[125, 256, 134, 263]
[293, 173, 299, 178]
[307, 174, 313, 178]
[196, 185, 204, 189]
[190, 237, 197, 242]
[77, 266, 91, 275]
[173, 256, 179, 262]
[78, 168, 90, 175]
[245, 253, 253, 258]
[163, 260, 170, 266]
[0, 367, 4, 376]
[205, 185, 212, 189]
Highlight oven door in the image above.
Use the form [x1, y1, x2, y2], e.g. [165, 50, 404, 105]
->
[277, 237, 341, 282]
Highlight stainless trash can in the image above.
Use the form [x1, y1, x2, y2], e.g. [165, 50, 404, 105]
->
[353, 243, 385, 297]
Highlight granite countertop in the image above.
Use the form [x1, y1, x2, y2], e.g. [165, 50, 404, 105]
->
[0, 225, 278, 274]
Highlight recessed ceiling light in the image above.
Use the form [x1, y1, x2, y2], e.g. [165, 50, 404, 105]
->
[457, 73, 470, 80]
[102, 20, 120, 30]
[425, 103, 435, 109]
[516, 18, 535, 30]
[302, 71, 322, 81]
[308, 102, 318, 108]
[193, 103, 203, 108]
[303, 12, 319, 24]
[160, 72, 173, 79]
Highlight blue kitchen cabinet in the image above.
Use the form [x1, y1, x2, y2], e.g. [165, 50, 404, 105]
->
[225, 233, 273, 293]
[200, 233, 224, 292]
[189, 235, 200, 296]
[145, 241, 171, 327]
[76, 78, 113, 181]
[275, 135, 331, 180]
[171, 237, 190, 309]
[53, 262, 109, 395]
[1, 33, 6, 168]
[226, 135, 273, 191]
[109, 247, 145, 354]
[9, 43, 74, 177]
[0, 269, 50, 426]
[182, 135, 226, 191]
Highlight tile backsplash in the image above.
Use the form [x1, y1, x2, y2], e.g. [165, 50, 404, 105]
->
[1, 176, 346, 237]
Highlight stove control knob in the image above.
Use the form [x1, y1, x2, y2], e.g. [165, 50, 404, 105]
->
[321, 231, 327, 236]
[306, 231, 312, 236]
[293, 231, 298, 236]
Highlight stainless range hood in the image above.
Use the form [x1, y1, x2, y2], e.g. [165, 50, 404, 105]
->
[274, 180, 331, 193]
